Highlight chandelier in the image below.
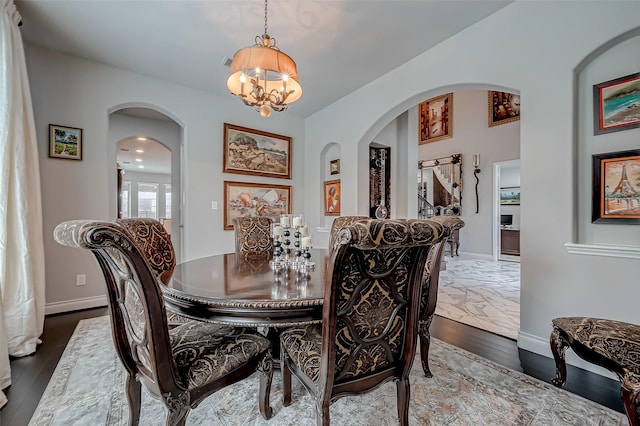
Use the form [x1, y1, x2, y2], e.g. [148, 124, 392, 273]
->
[226, 0, 302, 117]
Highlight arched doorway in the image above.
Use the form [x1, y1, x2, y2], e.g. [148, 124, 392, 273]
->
[108, 107, 184, 261]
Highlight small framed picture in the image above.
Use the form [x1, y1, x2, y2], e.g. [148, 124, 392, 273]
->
[329, 159, 340, 175]
[418, 93, 453, 144]
[593, 72, 640, 135]
[324, 179, 341, 216]
[49, 124, 82, 160]
[500, 187, 520, 205]
[488, 91, 520, 127]
[592, 150, 640, 224]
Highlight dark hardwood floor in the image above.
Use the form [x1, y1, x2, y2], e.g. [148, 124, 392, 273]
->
[0, 308, 624, 425]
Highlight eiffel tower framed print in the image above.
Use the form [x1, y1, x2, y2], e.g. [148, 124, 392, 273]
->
[592, 149, 640, 224]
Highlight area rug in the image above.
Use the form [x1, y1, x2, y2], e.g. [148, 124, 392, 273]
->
[436, 254, 520, 340]
[29, 316, 625, 425]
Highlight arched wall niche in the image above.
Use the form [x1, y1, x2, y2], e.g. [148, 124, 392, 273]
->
[314, 141, 341, 249]
[571, 26, 640, 254]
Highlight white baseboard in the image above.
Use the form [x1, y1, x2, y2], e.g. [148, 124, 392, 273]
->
[45, 295, 108, 315]
[517, 331, 616, 380]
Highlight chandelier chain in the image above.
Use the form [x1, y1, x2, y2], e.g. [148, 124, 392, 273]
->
[264, 0, 268, 36]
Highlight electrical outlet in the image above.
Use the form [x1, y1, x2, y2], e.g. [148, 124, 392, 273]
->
[76, 274, 86, 286]
[211, 201, 218, 210]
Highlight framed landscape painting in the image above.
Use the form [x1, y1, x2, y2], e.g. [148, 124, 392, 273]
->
[223, 123, 292, 179]
[593, 72, 640, 135]
[418, 93, 453, 144]
[488, 91, 520, 127]
[500, 187, 520, 205]
[223, 181, 291, 230]
[49, 124, 82, 160]
[592, 150, 640, 224]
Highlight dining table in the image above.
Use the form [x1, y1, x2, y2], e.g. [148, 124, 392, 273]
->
[161, 249, 329, 328]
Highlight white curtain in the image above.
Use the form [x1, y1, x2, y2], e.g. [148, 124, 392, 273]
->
[0, 0, 46, 408]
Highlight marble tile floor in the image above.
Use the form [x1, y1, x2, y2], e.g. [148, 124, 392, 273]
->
[435, 252, 520, 340]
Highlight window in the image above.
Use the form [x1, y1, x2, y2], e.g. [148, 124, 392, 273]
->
[121, 181, 131, 218]
[164, 184, 171, 219]
[138, 182, 158, 219]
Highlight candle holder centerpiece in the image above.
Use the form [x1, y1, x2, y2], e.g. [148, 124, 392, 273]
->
[270, 214, 314, 272]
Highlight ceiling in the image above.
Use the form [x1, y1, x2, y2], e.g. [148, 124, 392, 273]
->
[16, 0, 513, 119]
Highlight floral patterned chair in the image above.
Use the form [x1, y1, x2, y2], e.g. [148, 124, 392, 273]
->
[550, 317, 640, 425]
[54, 219, 274, 425]
[279, 218, 448, 425]
[232, 216, 274, 259]
[116, 218, 190, 326]
[328, 215, 369, 253]
[417, 215, 463, 377]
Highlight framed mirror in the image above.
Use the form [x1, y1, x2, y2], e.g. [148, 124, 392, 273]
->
[418, 153, 462, 216]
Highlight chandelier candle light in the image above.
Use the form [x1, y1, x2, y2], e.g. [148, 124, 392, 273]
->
[227, 0, 302, 117]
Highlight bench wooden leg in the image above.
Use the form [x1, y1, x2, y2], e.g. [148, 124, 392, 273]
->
[549, 326, 568, 387]
[621, 374, 640, 426]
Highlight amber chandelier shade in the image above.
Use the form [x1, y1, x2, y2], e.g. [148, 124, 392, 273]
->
[226, 0, 302, 117]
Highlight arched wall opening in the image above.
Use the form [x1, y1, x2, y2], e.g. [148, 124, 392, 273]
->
[107, 103, 185, 261]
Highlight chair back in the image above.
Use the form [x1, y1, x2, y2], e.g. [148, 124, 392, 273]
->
[116, 218, 176, 284]
[54, 220, 182, 399]
[328, 215, 369, 253]
[322, 219, 447, 390]
[232, 217, 274, 257]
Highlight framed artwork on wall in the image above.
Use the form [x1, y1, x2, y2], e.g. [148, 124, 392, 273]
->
[592, 150, 640, 224]
[593, 72, 640, 135]
[324, 179, 341, 216]
[49, 124, 83, 160]
[488, 91, 520, 127]
[223, 181, 291, 230]
[499, 187, 520, 205]
[418, 93, 453, 144]
[329, 159, 340, 175]
[223, 123, 292, 179]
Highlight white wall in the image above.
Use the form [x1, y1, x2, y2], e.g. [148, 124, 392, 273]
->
[303, 1, 640, 370]
[27, 44, 305, 313]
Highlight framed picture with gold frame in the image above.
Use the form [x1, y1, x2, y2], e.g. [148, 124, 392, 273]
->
[223, 181, 291, 230]
[329, 159, 340, 175]
[418, 93, 453, 144]
[592, 150, 640, 224]
[488, 91, 520, 127]
[223, 123, 292, 179]
[324, 179, 341, 216]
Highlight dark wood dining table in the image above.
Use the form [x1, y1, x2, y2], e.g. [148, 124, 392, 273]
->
[161, 249, 329, 328]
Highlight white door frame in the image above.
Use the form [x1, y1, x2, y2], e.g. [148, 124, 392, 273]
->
[492, 159, 521, 260]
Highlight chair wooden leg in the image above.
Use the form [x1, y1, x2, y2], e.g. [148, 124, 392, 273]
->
[281, 350, 292, 407]
[316, 400, 330, 426]
[125, 373, 141, 426]
[166, 410, 187, 426]
[396, 378, 410, 426]
[258, 351, 274, 420]
[621, 375, 640, 426]
[418, 319, 433, 377]
[549, 327, 568, 387]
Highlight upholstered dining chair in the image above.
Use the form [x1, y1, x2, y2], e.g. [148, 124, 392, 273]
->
[232, 216, 274, 258]
[54, 219, 274, 425]
[416, 215, 464, 377]
[328, 215, 369, 253]
[279, 218, 448, 425]
[115, 217, 191, 327]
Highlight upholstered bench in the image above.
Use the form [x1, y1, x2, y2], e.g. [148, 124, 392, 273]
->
[550, 317, 640, 425]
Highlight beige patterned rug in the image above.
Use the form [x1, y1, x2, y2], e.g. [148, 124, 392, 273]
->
[30, 316, 624, 425]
